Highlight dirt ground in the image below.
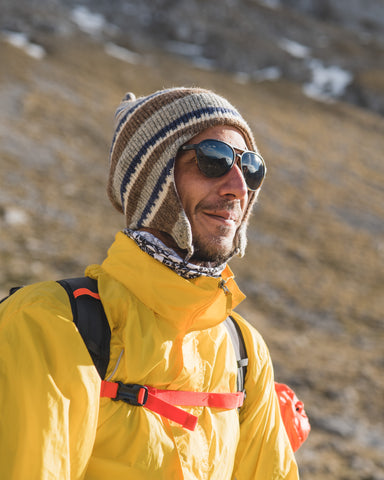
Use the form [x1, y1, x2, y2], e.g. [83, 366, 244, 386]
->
[0, 31, 383, 479]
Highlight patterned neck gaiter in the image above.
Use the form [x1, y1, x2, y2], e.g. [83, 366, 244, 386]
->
[123, 229, 226, 279]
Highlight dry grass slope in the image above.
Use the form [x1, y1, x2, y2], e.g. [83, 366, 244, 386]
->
[1, 32, 383, 479]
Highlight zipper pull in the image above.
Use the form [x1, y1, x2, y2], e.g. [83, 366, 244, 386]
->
[219, 279, 232, 315]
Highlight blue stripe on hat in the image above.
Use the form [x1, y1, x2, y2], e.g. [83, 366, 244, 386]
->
[110, 88, 174, 155]
[137, 156, 174, 226]
[120, 105, 242, 207]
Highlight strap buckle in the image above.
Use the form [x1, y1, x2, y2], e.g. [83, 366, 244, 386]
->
[115, 382, 148, 406]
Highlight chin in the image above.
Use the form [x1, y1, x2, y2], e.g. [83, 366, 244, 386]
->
[190, 235, 236, 265]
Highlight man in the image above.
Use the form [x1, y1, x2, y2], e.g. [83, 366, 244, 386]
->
[0, 87, 300, 478]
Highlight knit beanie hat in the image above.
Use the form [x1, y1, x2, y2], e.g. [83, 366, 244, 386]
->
[107, 87, 261, 259]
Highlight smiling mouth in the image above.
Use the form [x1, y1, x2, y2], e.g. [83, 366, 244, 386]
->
[204, 211, 239, 225]
[195, 199, 243, 226]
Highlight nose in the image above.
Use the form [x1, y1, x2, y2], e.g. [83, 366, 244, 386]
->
[217, 161, 248, 200]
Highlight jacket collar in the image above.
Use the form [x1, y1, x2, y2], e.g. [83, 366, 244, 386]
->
[94, 232, 245, 332]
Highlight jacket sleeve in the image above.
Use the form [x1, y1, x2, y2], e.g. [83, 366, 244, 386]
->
[231, 314, 299, 480]
[0, 282, 100, 480]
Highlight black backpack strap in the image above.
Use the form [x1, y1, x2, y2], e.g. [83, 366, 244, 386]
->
[57, 277, 111, 379]
[0, 286, 24, 304]
[223, 316, 248, 394]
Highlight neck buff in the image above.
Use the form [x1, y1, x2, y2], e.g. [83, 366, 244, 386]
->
[123, 228, 226, 279]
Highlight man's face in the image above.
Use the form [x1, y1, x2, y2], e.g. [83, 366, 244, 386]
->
[174, 125, 249, 264]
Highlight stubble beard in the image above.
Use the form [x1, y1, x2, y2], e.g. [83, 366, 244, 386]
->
[189, 199, 244, 266]
[189, 229, 238, 265]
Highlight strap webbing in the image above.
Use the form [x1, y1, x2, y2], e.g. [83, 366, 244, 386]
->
[223, 316, 248, 393]
[100, 380, 244, 431]
[145, 391, 198, 431]
[57, 277, 111, 379]
[147, 386, 244, 408]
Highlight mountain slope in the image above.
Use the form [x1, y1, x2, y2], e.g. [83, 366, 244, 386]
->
[0, 29, 383, 480]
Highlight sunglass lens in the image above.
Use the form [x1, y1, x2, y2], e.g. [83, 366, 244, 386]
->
[241, 152, 265, 190]
[196, 140, 234, 178]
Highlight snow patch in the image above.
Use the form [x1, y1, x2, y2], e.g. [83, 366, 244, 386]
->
[278, 38, 311, 59]
[71, 6, 107, 36]
[303, 59, 353, 101]
[2, 31, 45, 59]
[105, 43, 141, 64]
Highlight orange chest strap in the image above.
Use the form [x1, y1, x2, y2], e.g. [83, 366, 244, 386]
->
[100, 380, 244, 431]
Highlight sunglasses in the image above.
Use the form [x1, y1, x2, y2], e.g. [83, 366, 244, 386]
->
[180, 139, 266, 191]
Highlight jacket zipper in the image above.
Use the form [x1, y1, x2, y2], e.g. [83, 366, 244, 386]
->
[219, 279, 232, 316]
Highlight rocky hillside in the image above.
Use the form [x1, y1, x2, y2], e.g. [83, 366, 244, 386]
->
[2, 0, 384, 116]
[1, 2, 383, 479]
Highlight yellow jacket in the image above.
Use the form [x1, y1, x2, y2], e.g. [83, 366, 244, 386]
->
[0, 232, 298, 479]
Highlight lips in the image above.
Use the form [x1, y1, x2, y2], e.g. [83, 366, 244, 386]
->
[203, 210, 240, 225]
[195, 199, 244, 231]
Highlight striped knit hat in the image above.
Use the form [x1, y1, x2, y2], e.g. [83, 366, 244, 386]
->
[107, 87, 260, 259]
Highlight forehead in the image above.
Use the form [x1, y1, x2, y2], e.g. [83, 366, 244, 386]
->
[187, 125, 248, 150]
